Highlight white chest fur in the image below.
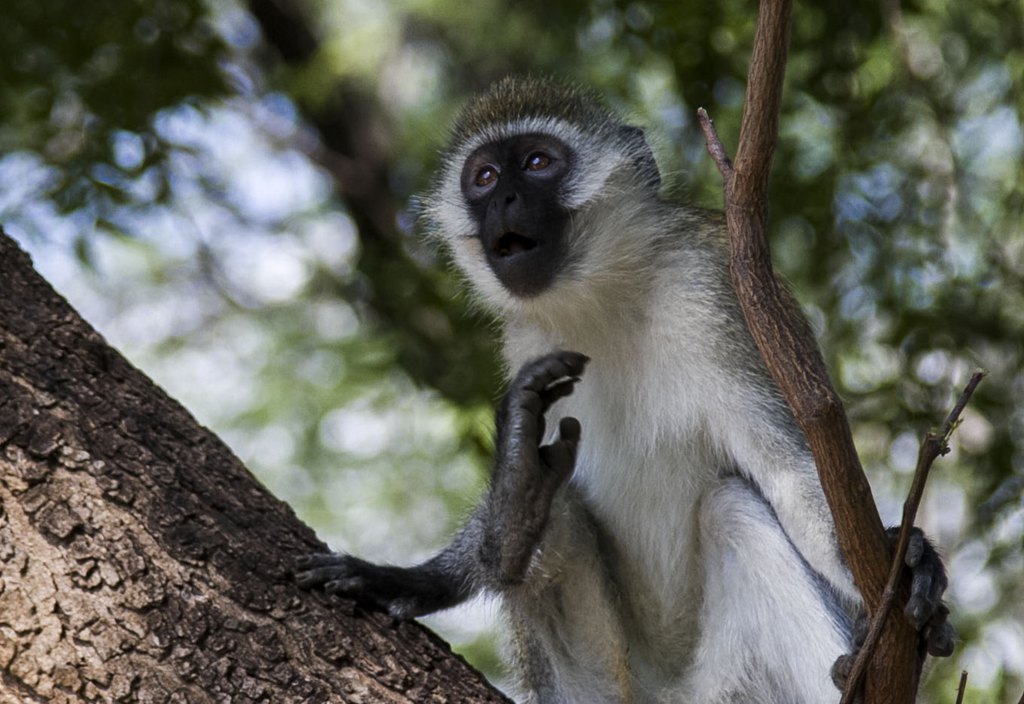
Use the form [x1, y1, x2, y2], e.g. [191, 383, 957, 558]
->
[563, 354, 716, 631]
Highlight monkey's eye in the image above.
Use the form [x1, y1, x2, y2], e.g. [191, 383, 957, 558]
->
[525, 152, 552, 171]
[475, 165, 498, 188]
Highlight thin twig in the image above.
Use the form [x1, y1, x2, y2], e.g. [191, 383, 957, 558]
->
[841, 370, 987, 703]
[697, 108, 734, 179]
[955, 670, 968, 704]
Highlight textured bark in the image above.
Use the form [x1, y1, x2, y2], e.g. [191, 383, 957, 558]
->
[0, 229, 508, 703]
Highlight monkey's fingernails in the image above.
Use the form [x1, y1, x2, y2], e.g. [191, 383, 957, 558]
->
[540, 378, 580, 406]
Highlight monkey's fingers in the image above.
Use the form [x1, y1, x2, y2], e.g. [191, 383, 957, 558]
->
[517, 351, 589, 395]
[296, 554, 454, 619]
[295, 553, 357, 589]
[906, 572, 944, 629]
[295, 553, 392, 596]
[503, 352, 588, 449]
[904, 528, 925, 566]
[830, 653, 856, 693]
[539, 377, 582, 410]
[538, 417, 582, 479]
[294, 553, 389, 595]
[923, 604, 955, 657]
[902, 531, 949, 630]
[885, 526, 949, 631]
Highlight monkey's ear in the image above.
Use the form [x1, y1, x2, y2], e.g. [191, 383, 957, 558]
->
[618, 125, 661, 192]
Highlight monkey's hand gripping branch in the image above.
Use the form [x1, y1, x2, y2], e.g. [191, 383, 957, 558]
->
[835, 371, 984, 701]
[295, 351, 587, 617]
[832, 526, 956, 694]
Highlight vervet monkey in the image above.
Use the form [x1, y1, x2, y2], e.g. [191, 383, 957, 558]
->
[297, 77, 952, 703]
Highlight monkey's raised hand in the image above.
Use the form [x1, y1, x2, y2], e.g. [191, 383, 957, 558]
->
[294, 350, 587, 617]
[478, 351, 588, 586]
[832, 527, 955, 692]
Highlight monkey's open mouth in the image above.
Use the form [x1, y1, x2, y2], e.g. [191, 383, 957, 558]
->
[495, 232, 538, 258]
[484, 227, 562, 298]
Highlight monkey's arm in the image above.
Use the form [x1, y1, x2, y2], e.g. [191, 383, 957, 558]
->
[294, 523, 482, 619]
[295, 351, 587, 617]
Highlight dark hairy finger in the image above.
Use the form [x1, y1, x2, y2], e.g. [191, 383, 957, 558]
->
[516, 351, 589, 394]
[537, 417, 582, 478]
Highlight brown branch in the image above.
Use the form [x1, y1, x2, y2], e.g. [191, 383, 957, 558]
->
[955, 670, 968, 704]
[841, 371, 986, 703]
[699, 0, 929, 701]
[697, 108, 733, 178]
[729, 0, 791, 197]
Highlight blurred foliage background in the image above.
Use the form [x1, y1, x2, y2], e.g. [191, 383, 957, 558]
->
[2, 0, 1022, 699]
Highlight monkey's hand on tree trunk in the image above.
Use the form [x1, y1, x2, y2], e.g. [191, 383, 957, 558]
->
[295, 351, 587, 617]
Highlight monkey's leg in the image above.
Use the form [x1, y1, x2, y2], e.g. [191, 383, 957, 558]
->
[685, 477, 850, 704]
[504, 487, 635, 704]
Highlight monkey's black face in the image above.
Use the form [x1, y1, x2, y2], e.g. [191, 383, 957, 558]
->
[461, 134, 573, 298]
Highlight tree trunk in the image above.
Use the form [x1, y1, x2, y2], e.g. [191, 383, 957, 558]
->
[0, 229, 508, 703]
